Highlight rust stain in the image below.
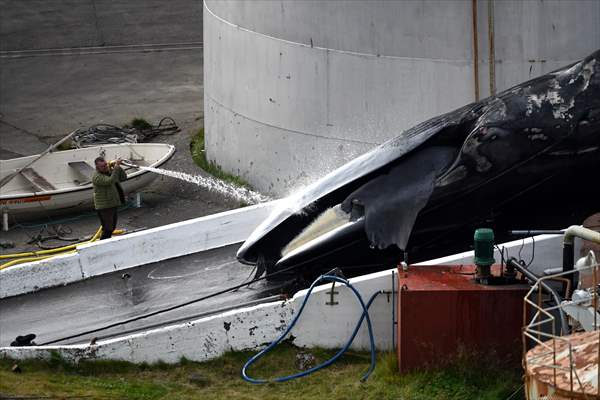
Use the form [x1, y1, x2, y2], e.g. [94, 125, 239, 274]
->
[396, 264, 519, 291]
[525, 330, 600, 398]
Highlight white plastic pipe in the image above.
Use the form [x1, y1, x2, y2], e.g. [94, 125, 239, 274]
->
[563, 225, 600, 275]
[564, 225, 600, 246]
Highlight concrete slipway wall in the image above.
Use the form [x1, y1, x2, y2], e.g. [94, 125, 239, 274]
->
[1, 234, 567, 364]
[0, 201, 278, 299]
[204, 0, 600, 195]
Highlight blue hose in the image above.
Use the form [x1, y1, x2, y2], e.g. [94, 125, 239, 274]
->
[241, 274, 381, 384]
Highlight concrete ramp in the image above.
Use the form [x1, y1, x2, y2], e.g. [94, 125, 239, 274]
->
[0, 244, 284, 347]
[0, 201, 279, 298]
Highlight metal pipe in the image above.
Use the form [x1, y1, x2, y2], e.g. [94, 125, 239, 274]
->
[509, 230, 564, 236]
[487, 0, 496, 96]
[508, 257, 569, 335]
[563, 225, 600, 247]
[562, 225, 600, 273]
[471, 0, 480, 101]
[546, 277, 572, 300]
[391, 269, 396, 351]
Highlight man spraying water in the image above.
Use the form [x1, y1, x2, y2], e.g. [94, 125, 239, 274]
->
[92, 157, 126, 239]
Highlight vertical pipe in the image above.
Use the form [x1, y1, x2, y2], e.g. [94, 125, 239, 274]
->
[569, 347, 574, 394]
[133, 192, 142, 208]
[471, 0, 480, 101]
[563, 242, 575, 292]
[552, 335, 557, 386]
[522, 290, 527, 367]
[2, 210, 8, 231]
[487, 0, 496, 96]
[593, 263, 597, 330]
[391, 269, 396, 351]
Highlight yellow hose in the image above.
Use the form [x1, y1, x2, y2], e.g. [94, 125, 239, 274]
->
[0, 252, 77, 270]
[0, 227, 102, 259]
[0, 227, 125, 269]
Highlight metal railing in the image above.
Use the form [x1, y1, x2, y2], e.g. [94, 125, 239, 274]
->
[522, 261, 600, 399]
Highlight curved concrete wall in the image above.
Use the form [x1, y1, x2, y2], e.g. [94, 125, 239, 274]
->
[203, 0, 600, 196]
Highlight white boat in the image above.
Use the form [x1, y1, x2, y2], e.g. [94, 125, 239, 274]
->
[0, 143, 175, 217]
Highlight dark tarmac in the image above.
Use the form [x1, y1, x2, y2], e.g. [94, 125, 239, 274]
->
[0, 244, 285, 347]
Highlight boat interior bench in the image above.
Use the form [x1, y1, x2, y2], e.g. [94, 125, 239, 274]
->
[68, 161, 95, 184]
[20, 168, 56, 192]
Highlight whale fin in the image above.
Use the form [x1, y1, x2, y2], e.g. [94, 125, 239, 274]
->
[342, 146, 456, 250]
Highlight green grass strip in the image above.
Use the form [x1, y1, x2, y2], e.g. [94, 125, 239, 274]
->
[1, 343, 523, 400]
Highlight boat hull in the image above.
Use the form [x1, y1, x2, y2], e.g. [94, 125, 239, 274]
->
[0, 143, 175, 218]
[0, 171, 158, 216]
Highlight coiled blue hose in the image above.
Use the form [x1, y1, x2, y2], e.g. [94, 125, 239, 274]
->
[242, 274, 382, 383]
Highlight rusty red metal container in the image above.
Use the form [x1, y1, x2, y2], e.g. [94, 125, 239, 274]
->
[396, 264, 528, 372]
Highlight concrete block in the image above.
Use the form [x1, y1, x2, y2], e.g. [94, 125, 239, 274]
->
[0, 253, 82, 298]
[0, 301, 294, 365]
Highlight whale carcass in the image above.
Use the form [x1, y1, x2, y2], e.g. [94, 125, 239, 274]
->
[238, 49, 600, 278]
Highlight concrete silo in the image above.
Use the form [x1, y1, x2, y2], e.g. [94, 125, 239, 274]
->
[203, 0, 600, 196]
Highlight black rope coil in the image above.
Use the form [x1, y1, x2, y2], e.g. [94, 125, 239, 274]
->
[72, 117, 179, 148]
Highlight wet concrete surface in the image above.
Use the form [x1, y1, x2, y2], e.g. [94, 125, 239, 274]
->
[0, 244, 285, 347]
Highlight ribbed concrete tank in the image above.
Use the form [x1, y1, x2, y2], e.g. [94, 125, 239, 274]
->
[203, 0, 600, 196]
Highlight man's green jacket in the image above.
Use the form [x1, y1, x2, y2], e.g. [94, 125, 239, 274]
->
[92, 166, 127, 210]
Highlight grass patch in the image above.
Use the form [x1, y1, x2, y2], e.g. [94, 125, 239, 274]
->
[0, 343, 523, 400]
[190, 128, 252, 189]
[124, 118, 153, 131]
[55, 140, 75, 151]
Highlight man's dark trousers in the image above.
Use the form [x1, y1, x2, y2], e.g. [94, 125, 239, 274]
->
[97, 207, 118, 239]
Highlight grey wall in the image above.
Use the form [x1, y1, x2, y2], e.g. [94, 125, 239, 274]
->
[203, 0, 600, 196]
[0, 0, 203, 51]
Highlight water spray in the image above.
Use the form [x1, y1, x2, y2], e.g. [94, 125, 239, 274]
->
[120, 160, 270, 205]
